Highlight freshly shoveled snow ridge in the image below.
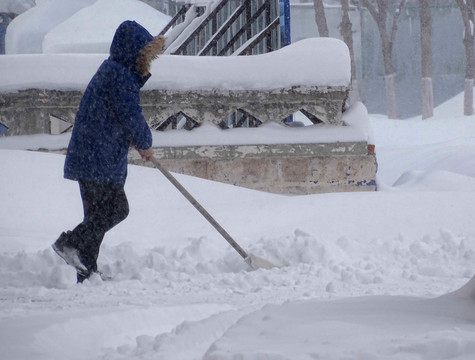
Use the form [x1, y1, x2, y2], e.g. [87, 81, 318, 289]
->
[0, 38, 351, 92]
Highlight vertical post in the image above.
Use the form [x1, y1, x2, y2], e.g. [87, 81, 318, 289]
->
[0, 123, 8, 136]
[279, 0, 292, 123]
[245, 0, 252, 41]
[279, 0, 291, 47]
[265, 0, 272, 52]
[212, 12, 218, 55]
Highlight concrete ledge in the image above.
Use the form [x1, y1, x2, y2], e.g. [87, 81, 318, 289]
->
[129, 142, 377, 194]
[149, 142, 368, 160]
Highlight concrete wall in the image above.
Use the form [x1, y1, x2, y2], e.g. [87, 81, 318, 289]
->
[0, 89, 82, 135]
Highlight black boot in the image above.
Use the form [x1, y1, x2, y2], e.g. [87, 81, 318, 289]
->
[52, 232, 88, 274]
[75, 246, 100, 283]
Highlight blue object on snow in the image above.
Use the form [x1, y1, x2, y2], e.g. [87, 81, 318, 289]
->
[279, 0, 291, 47]
[0, 123, 8, 136]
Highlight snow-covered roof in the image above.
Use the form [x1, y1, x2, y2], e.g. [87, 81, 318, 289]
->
[5, 0, 170, 54]
[0, 37, 351, 92]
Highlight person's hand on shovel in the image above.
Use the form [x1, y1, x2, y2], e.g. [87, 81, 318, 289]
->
[137, 147, 155, 162]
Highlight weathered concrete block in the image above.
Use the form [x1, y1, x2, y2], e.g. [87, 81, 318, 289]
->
[0, 89, 81, 135]
[128, 142, 377, 194]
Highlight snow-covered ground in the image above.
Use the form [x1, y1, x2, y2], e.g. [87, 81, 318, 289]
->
[1, 90, 475, 359]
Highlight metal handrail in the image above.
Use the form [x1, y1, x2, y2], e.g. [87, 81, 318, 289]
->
[162, 0, 279, 56]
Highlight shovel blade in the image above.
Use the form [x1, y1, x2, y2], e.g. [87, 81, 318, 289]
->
[244, 253, 277, 270]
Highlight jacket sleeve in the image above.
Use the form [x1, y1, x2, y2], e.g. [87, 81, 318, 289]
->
[109, 70, 152, 150]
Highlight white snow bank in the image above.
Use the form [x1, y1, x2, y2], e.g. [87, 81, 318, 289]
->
[43, 0, 171, 54]
[0, 38, 350, 92]
[370, 106, 475, 185]
[394, 170, 475, 192]
[204, 278, 475, 360]
[5, 0, 95, 54]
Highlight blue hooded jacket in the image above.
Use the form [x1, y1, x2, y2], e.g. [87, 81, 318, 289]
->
[64, 21, 157, 184]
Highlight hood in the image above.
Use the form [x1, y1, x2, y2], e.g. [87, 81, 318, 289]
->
[109, 20, 164, 79]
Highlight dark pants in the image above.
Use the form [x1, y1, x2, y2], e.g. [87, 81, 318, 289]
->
[70, 179, 129, 271]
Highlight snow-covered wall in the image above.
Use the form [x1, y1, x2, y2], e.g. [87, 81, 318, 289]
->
[0, 38, 350, 91]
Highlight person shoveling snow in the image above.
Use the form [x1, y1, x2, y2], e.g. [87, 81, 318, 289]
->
[52, 20, 164, 283]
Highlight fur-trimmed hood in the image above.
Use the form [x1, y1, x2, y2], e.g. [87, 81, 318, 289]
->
[109, 21, 164, 79]
[136, 35, 165, 77]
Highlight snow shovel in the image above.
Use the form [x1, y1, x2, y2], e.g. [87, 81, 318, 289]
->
[149, 157, 277, 270]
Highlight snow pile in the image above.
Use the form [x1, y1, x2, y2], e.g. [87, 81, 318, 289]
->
[371, 92, 475, 185]
[43, 0, 171, 54]
[3, 224, 472, 292]
[5, 0, 95, 54]
[5, 0, 170, 54]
